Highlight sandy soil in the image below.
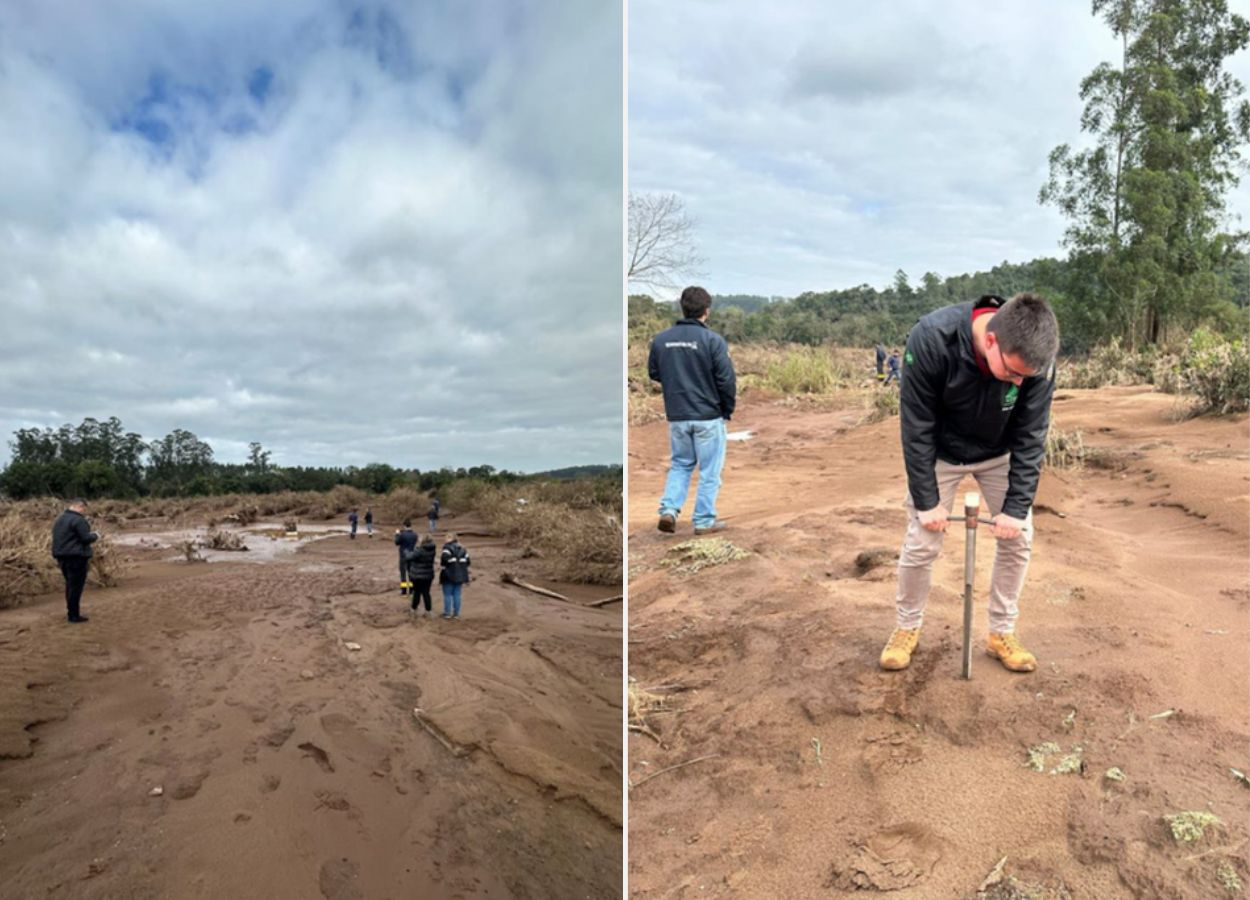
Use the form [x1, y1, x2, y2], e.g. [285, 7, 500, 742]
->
[627, 385, 1248, 898]
[0, 514, 622, 899]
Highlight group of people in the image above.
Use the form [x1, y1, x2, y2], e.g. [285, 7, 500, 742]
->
[348, 497, 440, 540]
[393, 523, 470, 619]
[648, 286, 1059, 674]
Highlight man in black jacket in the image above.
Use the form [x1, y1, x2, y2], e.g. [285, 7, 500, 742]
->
[408, 534, 437, 617]
[51, 499, 99, 623]
[648, 286, 737, 535]
[439, 534, 471, 619]
[394, 520, 418, 595]
[880, 293, 1059, 674]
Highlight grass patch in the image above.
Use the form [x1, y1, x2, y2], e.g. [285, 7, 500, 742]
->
[1045, 427, 1087, 470]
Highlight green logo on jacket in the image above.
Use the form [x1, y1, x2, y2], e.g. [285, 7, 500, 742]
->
[904, 351, 914, 365]
[1003, 384, 1019, 409]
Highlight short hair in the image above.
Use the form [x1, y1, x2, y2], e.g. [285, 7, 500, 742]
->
[67, 498, 87, 509]
[679, 286, 712, 319]
[447, 532, 458, 542]
[986, 293, 1060, 372]
[403, 518, 411, 527]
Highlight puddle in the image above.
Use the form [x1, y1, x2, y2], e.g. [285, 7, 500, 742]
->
[112, 522, 344, 564]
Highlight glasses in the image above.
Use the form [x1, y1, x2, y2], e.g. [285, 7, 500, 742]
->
[992, 342, 1034, 380]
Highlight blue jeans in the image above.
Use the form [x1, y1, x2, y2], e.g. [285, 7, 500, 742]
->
[442, 582, 462, 616]
[658, 418, 727, 528]
[428, 517, 437, 534]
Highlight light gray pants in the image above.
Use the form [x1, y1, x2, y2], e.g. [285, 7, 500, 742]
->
[895, 453, 1033, 634]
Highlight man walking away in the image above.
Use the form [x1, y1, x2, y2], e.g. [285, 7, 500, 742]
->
[51, 499, 98, 623]
[439, 533, 470, 619]
[364, 507, 374, 538]
[649, 285, 737, 536]
[348, 509, 358, 539]
[427, 496, 440, 534]
[880, 293, 1059, 674]
[875, 342, 887, 381]
[394, 519, 418, 595]
[884, 348, 901, 386]
[409, 533, 437, 617]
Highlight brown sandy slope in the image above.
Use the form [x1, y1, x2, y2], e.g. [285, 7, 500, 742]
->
[628, 386, 1248, 898]
[0, 515, 621, 899]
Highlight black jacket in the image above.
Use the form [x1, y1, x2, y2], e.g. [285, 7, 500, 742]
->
[900, 298, 1055, 519]
[648, 319, 736, 422]
[409, 540, 437, 580]
[394, 528, 417, 557]
[52, 509, 98, 559]
[439, 540, 471, 585]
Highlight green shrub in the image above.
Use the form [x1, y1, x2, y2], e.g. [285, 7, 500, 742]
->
[764, 347, 841, 394]
[1178, 329, 1250, 415]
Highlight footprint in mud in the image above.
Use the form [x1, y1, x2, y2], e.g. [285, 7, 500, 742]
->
[262, 722, 296, 748]
[827, 823, 944, 891]
[259, 774, 281, 793]
[318, 858, 363, 900]
[313, 789, 359, 820]
[861, 729, 924, 774]
[299, 741, 335, 772]
[170, 770, 210, 800]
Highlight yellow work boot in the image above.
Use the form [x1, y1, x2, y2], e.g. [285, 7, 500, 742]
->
[987, 632, 1037, 672]
[879, 628, 920, 671]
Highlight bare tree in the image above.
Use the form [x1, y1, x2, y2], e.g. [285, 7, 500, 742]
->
[627, 192, 704, 290]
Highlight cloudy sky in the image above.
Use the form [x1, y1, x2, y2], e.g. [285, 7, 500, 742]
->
[629, 0, 1250, 300]
[0, 1, 622, 472]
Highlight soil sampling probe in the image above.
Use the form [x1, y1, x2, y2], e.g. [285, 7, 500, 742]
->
[946, 491, 995, 680]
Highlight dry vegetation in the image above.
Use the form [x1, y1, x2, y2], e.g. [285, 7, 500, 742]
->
[0, 512, 127, 608]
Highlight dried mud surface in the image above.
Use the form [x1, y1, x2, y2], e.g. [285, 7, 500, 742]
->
[628, 386, 1248, 898]
[0, 515, 622, 898]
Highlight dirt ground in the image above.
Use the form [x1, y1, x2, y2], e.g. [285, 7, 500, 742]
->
[627, 385, 1249, 898]
[0, 515, 622, 899]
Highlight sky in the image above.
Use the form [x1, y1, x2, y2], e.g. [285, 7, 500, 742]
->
[0, 1, 623, 472]
[629, 0, 1250, 300]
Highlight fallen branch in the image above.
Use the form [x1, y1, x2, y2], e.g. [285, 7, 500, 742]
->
[587, 594, 622, 608]
[629, 754, 720, 790]
[412, 708, 471, 758]
[628, 722, 663, 745]
[501, 572, 571, 603]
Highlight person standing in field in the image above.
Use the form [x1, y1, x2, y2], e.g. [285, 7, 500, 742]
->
[880, 293, 1059, 674]
[394, 519, 418, 595]
[427, 496, 440, 534]
[884, 348, 901, 386]
[408, 533, 437, 618]
[364, 506, 374, 538]
[439, 533, 471, 620]
[348, 508, 359, 539]
[51, 499, 99, 623]
[649, 285, 737, 536]
[875, 342, 887, 381]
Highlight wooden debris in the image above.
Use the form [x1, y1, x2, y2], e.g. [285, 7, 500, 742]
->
[500, 572, 571, 603]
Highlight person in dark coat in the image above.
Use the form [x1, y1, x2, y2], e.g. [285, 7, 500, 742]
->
[427, 496, 440, 534]
[438, 533, 471, 619]
[875, 342, 887, 380]
[648, 286, 737, 536]
[884, 348, 901, 386]
[348, 509, 358, 539]
[364, 507, 374, 538]
[51, 499, 99, 623]
[880, 293, 1059, 675]
[393, 519, 418, 595]
[407, 534, 437, 617]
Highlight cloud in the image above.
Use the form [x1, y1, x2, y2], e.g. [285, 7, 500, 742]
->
[629, 0, 1250, 299]
[0, 1, 623, 472]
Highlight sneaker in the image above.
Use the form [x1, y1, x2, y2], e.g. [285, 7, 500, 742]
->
[657, 514, 676, 534]
[68, 615, 90, 624]
[693, 521, 728, 535]
[441, 614, 451, 620]
[453, 614, 460, 620]
[879, 627, 920, 670]
[986, 632, 1037, 672]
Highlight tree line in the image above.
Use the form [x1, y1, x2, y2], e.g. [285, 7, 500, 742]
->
[629, 1, 1250, 355]
[0, 416, 558, 500]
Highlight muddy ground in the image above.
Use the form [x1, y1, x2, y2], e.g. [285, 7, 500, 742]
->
[0, 515, 622, 899]
[627, 385, 1248, 898]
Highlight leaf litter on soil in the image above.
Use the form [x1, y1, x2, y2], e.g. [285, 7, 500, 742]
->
[659, 537, 750, 575]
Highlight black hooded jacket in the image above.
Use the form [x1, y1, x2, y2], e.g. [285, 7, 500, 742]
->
[899, 298, 1055, 519]
[409, 539, 437, 580]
